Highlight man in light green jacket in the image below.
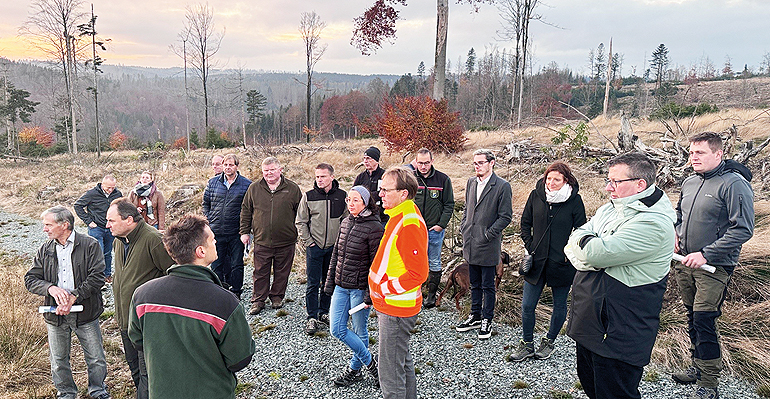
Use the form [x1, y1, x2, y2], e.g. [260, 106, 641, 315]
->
[565, 152, 676, 399]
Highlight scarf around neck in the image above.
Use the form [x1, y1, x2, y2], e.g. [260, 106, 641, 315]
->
[546, 183, 572, 204]
[133, 182, 155, 221]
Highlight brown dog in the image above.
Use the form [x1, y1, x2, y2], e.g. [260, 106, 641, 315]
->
[435, 251, 509, 311]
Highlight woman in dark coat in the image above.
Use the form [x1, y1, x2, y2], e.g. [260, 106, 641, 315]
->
[323, 186, 384, 387]
[513, 161, 586, 361]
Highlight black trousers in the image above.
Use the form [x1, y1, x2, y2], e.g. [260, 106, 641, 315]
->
[576, 342, 643, 399]
[120, 330, 148, 399]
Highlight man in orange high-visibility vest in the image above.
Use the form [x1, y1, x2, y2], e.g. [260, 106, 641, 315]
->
[369, 166, 429, 399]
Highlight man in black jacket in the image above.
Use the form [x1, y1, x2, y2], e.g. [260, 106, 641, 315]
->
[25, 206, 110, 399]
[202, 153, 252, 298]
[74, 175, 122, 282]
[409, 148, 454, 308]
[354, 146, 387, 225]
[456, 149, 512, 340]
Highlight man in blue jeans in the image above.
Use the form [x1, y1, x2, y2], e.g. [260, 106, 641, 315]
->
[408, 148, 454, 308]
[25, 206, 111, 399]
[74, 175, 123, 283]
[295, 163, 348, 335]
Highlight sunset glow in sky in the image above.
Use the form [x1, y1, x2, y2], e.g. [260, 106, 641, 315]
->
[1, 0, 768, 76]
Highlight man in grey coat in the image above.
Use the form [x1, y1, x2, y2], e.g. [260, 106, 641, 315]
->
[456, 149, 512, 339]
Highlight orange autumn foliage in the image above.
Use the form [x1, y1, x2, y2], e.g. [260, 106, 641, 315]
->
[370, 96, 465, 154]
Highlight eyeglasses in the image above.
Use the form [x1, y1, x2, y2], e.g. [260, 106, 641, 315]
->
[379, 187, 401, 194]
[416, 161, 431, 166]
[604, 177, 639, 188]
[345, 197, 363, 204]
[472, 161, 489, 167]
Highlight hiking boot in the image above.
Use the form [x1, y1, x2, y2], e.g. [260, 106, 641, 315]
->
[271, 299, 284, 309]
[423, 271, 442, 309]
[509, 340, 535, 362]
[305, 318, 319, 336]
[366, 354, 379, 387]
[689, 386, 719, 399]
[333, 367, 363, 387]
[534, 337, 555, 360]
[456, 314, 482, 332]
[249, 302, 264, 315]
[673, 366, 700, 384]
[318, 313, 330, 326]
[478, 318, 492, 340]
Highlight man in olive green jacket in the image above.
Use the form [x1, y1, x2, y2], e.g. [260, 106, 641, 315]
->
[107, 198, 174, 399]
[240, 157, 302, 315]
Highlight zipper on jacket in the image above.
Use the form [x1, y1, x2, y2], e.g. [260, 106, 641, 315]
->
[682, 178, 705, 254]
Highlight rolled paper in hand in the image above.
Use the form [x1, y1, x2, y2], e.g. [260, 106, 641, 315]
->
[38, 305, 84, 313]
[672, 253, 716, 273]
[348, 302, 369, 315]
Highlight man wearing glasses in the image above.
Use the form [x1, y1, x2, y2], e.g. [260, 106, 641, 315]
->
[240, 157, 302, 315]
[408, 148, 454, 308]
[369, 166, 428, 399]
[564, 152, 676, 399]
[456, 149, 512, 339]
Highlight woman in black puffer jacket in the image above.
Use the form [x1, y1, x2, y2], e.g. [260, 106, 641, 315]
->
[324, 186, 384, 387]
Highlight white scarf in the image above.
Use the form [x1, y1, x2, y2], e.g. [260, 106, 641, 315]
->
[546, 183, 572, 204]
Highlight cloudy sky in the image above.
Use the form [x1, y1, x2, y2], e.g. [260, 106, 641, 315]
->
[1, 0, 768, 77]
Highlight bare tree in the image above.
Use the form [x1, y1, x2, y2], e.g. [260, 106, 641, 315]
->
[496, 0, 541, 126]
[20, 0, 86, 154]
[299, 11, 327, 143]
[603, 38, 612, 117]
[179, 3, 224, 130]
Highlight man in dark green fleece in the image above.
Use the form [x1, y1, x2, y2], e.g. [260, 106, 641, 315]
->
[129, 214, 255, 399]
[107, 198, 174, 399]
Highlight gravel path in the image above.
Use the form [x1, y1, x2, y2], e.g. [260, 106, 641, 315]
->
[2, 209, 760, 399]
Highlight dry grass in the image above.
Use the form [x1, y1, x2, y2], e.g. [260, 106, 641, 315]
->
[0, 108, 768, 387]
[0, 249, 135, 398]
[0, 251, 51, 398]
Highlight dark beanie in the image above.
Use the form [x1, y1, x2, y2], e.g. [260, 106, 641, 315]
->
[364, 146, 381, 162]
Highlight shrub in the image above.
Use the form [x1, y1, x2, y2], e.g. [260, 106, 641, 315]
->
[366, 96, 466, 154]
[650, 101, 719, 120]
[204, 127, 236, 149]
[109, 129, 128, 150]
[172, 136, 197, 150]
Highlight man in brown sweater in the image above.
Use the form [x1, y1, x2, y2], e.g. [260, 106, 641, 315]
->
[107, 198, 174, 399]
[240, 157, 302, 315]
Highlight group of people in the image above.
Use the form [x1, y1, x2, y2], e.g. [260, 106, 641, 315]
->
[23, 131, 753, 399]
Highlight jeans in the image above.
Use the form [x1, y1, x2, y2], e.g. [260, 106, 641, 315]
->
[521, 276, 570, 342]
[305, 245, 333, 319]
[427, 229, 445, 272]
[120, 330, 148, 399]
[211, 234, 245, 294]
[47, 316, 109, 399]
[378, 312, 418, 399]
[469, 264, 496, 320]
[576, 342, 643, 399]
[88, 226, 114, 277]
[330, 286, 372, 371]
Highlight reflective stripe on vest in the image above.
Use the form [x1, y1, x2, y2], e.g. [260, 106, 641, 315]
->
[369, 210, 426, 307]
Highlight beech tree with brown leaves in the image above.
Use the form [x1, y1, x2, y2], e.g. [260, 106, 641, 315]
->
[352, 0, 492, 101]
